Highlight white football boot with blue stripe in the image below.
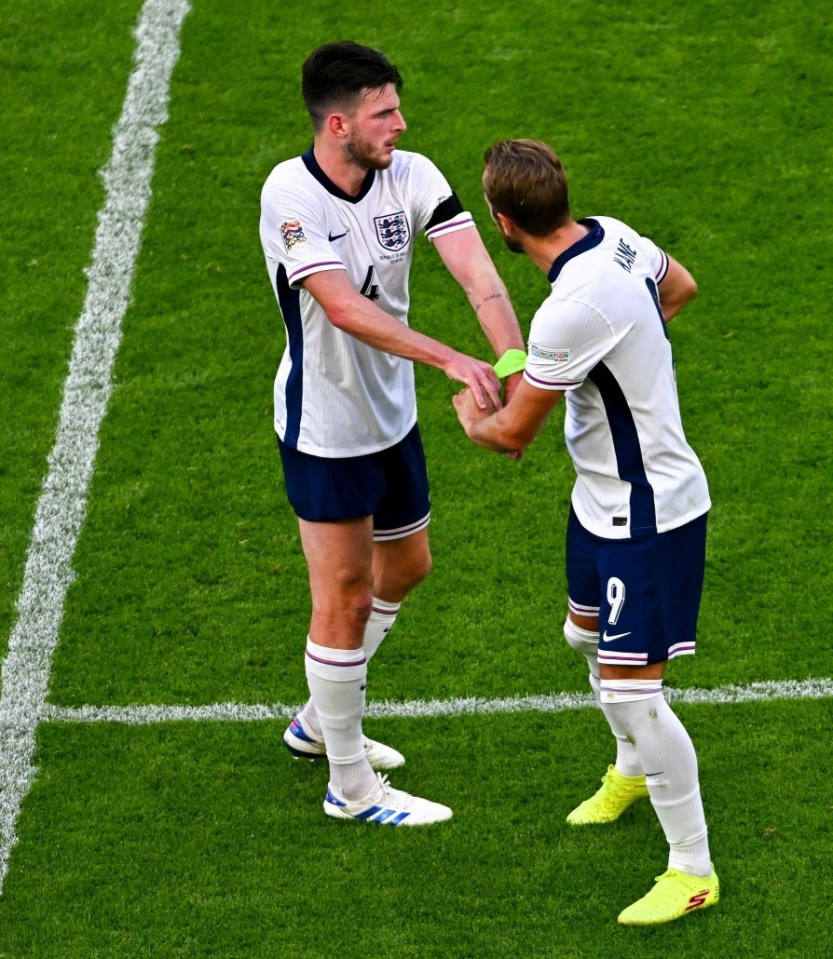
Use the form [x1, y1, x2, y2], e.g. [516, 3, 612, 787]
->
[283, 716, 405, 770]
[324, 774, 453, 826]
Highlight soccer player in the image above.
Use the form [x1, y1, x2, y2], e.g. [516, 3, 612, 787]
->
[259, 42, 524, 826]
[453, 139, 719, 923]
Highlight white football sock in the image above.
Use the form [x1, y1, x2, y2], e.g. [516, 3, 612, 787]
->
[601, 682, 711, 876]
[363, 597, 400, 660]
[564, 619, 641, 777]
[296, 598, 400, 735]
[304, 638, 376, 800]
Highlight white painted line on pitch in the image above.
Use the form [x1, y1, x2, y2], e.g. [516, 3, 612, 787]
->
[0, 0, 191, 896]
[37, 676, 833, 726]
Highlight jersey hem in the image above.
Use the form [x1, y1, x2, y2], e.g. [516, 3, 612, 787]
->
[571, 500, 711, 540]
[274, 415, 418, 459]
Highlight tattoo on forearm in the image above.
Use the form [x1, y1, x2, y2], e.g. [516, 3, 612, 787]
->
[474, 292, 510, 315]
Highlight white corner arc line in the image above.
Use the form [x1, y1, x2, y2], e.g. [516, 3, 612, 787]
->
[37, 677, 833, 726]
[0, 0, 191, 896]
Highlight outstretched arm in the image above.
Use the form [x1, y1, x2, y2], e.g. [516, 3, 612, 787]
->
[453, 377, 563, 454]
[302, 269, 502, 410]
[433, 227, 524, 354]
[433, 227, 526, 401]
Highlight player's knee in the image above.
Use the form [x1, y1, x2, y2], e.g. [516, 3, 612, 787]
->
[563, 617, 598, 658]
[563, 616, 599, 678]
[319, 591, 371, 642]
[319, 568, 374, 628]
[346, 582, 374, 628]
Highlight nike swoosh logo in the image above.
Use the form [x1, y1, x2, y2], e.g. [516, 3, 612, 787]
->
[328, 230, 349, 241]
[602, 629, 632, 642]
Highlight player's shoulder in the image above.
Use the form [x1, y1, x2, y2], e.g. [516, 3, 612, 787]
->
[591, 214, 638, 242]
[585, 215, 664, 275]
[592, 215, 657, 254]
[261, 155, 308, 199]
[546, 218, 631, 308]
[388, 149, 445, 180]
[391, 148, 433, 168]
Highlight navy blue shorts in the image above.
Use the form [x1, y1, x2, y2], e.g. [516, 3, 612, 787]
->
[277, 424, 431, 540]
[566, 507, 708, 667]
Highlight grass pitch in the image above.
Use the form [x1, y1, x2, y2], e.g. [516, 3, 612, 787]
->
[1, 0, 831, 957]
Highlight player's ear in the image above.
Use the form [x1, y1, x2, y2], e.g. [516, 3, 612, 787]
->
[483, 195, 511, 237]
[326, 111, 349, 139]
[495, 211, 514, 237]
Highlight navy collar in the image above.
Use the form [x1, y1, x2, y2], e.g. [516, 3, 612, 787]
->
[301, 147, 376, 203]
[546, 218, 605, 283]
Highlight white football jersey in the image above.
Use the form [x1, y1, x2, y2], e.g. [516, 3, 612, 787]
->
[260, 148, 473, 457]
[524, 216, 710, 539]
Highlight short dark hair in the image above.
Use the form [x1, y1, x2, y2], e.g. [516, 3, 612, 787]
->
[483, 139, 571, 236]
[302, 41, 403, 130]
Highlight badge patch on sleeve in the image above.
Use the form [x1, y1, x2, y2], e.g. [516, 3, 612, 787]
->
[530, 344, 570, 364]
[280, 220, 308, 252]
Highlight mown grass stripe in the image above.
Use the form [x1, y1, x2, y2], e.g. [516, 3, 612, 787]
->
[0, 0, 190, 895]
[37, 677, 833, 725]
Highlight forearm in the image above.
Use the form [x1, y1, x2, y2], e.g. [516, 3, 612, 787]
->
[304, 270, 456, 370]
[434, 229, 525, 355]
[471, 282, 525, 357]
[303, 269, 502, 409]
[463, 278, 526, 408]
[467, 408, 525, 453]
[329, 294, 456, 370]
[453, 380, 562, 454]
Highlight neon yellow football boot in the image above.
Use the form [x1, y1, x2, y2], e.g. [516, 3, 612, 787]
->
[566, 765, 649, 825]
[618, 866, 719, 925]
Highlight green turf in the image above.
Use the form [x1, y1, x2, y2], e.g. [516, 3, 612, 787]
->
[1, 702, 830, 958]
[1, 0, 832, 955]
[0, 0, 143, 656]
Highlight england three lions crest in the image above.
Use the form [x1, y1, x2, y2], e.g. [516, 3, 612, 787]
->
[374, 211, 410, 252]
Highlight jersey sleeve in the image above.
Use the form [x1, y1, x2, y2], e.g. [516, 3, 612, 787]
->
[260, 173, 345, 289]
[524, 297, 627, 391]
[639, 232, 669, 283]
[404, 153, 475, 242]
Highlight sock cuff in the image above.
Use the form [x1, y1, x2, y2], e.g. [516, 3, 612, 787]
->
[305, 638, 367, 682]
[371, 597, 401, 617]
[600, 677, 663, 704]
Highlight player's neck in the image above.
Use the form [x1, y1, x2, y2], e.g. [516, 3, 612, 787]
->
[311, 141, 370, 197]
[526, 220, 589, 275]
